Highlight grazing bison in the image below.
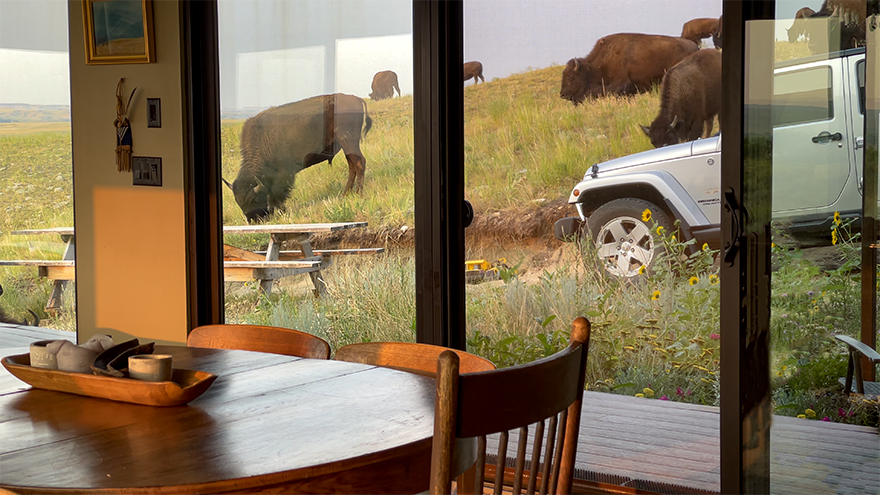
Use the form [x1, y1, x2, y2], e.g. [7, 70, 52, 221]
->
[640, 49, 722, 148]
[806, 0, 867, 49]
[464, 61, 484, 84]
[560, 33, 698, 105]
[224, 93, 372, 223]
[369, 70, 401, 101]
[787, 7, 816, 42]
[712, 16, 723, 48]
[681, 18, 720, 45]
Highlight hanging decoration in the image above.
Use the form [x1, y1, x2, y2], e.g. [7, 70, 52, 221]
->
[114, 78, 137, 172]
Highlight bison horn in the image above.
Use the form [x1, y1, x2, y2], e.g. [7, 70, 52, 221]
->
[670, 115, 681, 129]
[573, 59, 579, 71]
[640, 124, 651, 136]
[253, 177, 266, 194]
[222, 178, 233, 190]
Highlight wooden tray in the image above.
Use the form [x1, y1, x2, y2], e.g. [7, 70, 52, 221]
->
[1, 353, 217, 407]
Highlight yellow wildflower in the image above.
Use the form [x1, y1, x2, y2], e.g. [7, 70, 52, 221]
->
[656, 226, 665, 235]
[635, 393, 645, 398]
[648, 334, 658, 339]
[702, 243, 709, 251]
[832, 228, 838, 245]
[651, 290, 661, 301]
[623, 346, 636, 351]
[643, 388, 655, 397]
[689, 276, 699, 286]
[709, 274, 719, 285]
[834, 211, 841, 225]
[693, 365, 709, 372]
[771, 242, 776, 248]
[638, 265, 646, 275]
[805, 409, 816, 418]
[797, 414, 806, 419]
[642, 209, 652, 222]
[701, 378, 713, 383]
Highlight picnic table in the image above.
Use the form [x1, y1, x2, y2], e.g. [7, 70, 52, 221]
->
[0, 223, 382, 312]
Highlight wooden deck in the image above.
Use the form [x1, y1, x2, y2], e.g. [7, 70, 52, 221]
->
[1, 325, 876, 494]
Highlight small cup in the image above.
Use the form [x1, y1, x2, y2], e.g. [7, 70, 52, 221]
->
[30, 340, 59, 370]
[128, 354, 173, 382]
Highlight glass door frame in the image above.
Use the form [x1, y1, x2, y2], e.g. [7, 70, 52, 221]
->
[180, 0, 467, 347]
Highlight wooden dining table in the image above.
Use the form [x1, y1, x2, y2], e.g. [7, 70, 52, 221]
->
[0, 345, 440, 494]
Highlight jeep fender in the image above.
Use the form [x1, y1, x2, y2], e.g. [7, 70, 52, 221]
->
[569, 170, 712, 230]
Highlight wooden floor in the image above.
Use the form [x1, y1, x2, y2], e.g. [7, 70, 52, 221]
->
[1, 325, 876, 494]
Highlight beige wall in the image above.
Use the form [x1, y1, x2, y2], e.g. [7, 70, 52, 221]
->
[68, 1, 188, 344]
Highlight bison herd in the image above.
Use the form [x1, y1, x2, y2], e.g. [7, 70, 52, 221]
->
[560, 17, 723, 149]
[225, 62, 487, 222]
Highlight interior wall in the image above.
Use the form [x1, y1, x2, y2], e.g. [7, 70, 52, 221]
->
[68, 0, 188, 344]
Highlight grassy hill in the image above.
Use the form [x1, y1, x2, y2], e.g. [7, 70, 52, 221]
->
[219, 64, 662, 234]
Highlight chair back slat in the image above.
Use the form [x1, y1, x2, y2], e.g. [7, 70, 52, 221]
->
[335, 341, 495, 376]
[527, 420, 545, 495]
[549, 409, 568, 494]
[456, 345, 582, 438]
[430, 317, 591, 495]
[494, 431, 510, 495]
[539, 414, 558, 495]
[512, 426, 529, 495]
[187, 324, 330, 359]
[475, 435, 487, 494]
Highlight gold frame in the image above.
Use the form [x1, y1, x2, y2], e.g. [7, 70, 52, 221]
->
[82, 0, 155, 65]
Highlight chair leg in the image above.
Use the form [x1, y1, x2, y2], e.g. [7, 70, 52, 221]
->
[457, 464, 478, 495]
[845, 351, 854, 394]
[853, 349, 865, 394]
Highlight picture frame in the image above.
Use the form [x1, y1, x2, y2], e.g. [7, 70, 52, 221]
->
[82, 0, 155, 65]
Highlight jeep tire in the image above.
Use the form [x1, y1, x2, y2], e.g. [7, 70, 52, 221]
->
[585, 198, 673, 278]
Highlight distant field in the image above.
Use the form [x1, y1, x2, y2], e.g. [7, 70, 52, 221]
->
[0, 122, 71, 136]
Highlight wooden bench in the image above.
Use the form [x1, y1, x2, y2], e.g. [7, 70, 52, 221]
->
[835, 334, 880, 395]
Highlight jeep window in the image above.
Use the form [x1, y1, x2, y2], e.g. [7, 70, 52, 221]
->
[772, 66, 833, 127]
[857, 60, 866, 116]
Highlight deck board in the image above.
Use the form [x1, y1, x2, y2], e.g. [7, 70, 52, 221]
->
[0, 323, 75, 349]
[486, 391, 878, 494]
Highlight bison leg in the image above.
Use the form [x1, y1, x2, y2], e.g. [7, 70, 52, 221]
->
[343, 153, 366, 194]
[703, 118, 715, 139]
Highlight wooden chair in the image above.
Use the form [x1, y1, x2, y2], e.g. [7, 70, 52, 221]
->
[187, 324, 330, 359]
[334, 341, 496, 376]
[835, 335, 880, 395]
[430, 317, 591, 495]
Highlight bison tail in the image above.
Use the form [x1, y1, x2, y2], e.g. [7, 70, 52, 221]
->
[363, 112, 373, 139]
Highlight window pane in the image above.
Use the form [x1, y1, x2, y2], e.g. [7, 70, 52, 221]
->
[218, 0, 414, 349]
[464, 1, 723, 492]
[0, 0, 75, 337]
[772, 67, 833, 126]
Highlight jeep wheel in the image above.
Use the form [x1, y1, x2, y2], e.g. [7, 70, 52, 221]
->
[585, 198, 672, 278]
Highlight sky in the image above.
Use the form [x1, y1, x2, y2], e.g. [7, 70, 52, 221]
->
[0, 0, 833, 108]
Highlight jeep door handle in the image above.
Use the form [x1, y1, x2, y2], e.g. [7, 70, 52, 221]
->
[811, 131, 843, 143]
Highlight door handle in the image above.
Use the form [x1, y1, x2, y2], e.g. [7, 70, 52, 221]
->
[811, 131, 843, 144]
[722, 188, 741, 267]
[855, 137, 864, 149]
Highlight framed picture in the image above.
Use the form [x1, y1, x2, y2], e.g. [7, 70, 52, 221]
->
[82, 0, 155, 65]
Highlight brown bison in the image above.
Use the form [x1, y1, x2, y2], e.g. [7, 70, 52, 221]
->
[369, 70, 401, 101]
[681, 18, 720, 45]
[464, 61, 484, 84]
[224, 93, 372, 223]
[641, 49, 722, 148]
[787, 7, 816, 42]
[712, 16, 723, 48]
[560, 33, 699, 105]
[804, 0, 867, 49]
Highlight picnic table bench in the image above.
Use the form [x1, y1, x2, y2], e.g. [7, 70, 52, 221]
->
[1, 223, 383, 312]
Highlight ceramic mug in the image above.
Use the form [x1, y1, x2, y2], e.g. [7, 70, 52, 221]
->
[29, 340, 59, 369]
[128, 354, 173, 382]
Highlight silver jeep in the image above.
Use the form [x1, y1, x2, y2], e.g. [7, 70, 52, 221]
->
[555, 48, 868, 277]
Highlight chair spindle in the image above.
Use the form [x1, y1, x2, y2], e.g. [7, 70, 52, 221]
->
[539, 414, 558, 495]
[527, 420, 545, 495]
[512, 426, 529, 495]
[494, 431, 510, 495]
[549, 409, 568, 494]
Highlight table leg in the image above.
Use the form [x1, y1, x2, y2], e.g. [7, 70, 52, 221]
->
[46, 235, 75, 314]
[294, 235, 328, 298]
[259, 234, 283, 295]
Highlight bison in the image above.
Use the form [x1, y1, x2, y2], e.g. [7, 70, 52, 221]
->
[560, 33, 699, 105]
[369, 70, 401, 101]
[787, 7, 816, 42]
[806, 0, 867, 49]
[640, 49, 722, 148]
[224, 93, 372, 223]
[681, 18, 720, 45]
[712, 16, 723, 48]
[464, 61, 484, 84]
